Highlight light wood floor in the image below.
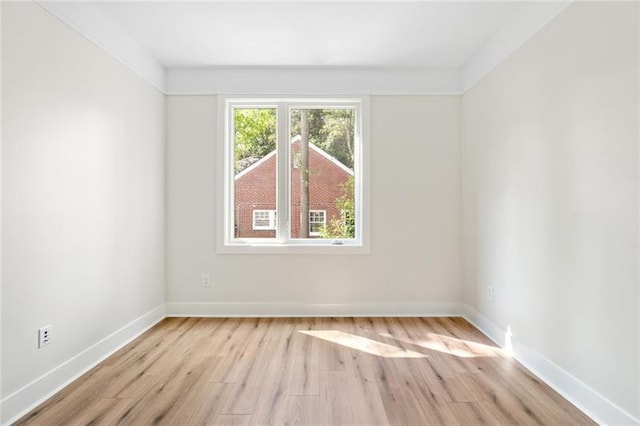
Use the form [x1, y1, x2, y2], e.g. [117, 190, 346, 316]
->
[16, 317, 594, 425]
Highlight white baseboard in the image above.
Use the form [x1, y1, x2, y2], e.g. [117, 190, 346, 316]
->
[165, 302, 464, 317]
[460, 304, 509, 348]
[461, 305, 640, 426]
[1, 304, 166, 426]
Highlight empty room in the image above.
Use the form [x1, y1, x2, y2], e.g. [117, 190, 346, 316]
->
[1, 0, 639, 424]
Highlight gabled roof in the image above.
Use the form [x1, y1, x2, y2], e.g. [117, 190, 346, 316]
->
[235, 135, 354, 181]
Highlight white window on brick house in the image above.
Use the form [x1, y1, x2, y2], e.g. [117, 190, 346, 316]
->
[309, 210, 326, 236]
[218, 96, 369, 254]
[253, 210, 277, 230]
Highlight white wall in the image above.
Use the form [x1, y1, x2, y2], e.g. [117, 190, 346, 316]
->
[3, 0, 638, 423]
[166, 95, 462, 314]
[1, 1, 165, 418]
[462, 2, 639, 420]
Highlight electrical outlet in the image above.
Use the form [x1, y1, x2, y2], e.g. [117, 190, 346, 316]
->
[487, 286, 494, 302]
[202, 274, 211, 288]
[38, 325, 52, 348]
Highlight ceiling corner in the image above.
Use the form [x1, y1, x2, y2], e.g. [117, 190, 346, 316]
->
[36, 0, 167, 93]
[461, 1, 572, 94]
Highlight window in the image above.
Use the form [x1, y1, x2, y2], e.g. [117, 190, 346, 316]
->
[218, 96, 369, 253]
[253, 210, 277, 230]
[308, 210, 326, 236]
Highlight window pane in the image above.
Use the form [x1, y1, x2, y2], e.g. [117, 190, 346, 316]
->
[289, 108, 355, 239]
[233, 107, 277, 239]
[253, 210, 277, 230]
[309, 210, 326, 236]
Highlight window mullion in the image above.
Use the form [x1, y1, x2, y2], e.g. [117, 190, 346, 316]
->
[276, 102, 289, 243]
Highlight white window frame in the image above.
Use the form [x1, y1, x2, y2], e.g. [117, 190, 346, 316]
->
[252, 210, 277, 231]
[217, 95, 370, 254]
[308, 210, 326, 237]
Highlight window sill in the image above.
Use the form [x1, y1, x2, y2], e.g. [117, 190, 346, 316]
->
[217, 242, 369, 255]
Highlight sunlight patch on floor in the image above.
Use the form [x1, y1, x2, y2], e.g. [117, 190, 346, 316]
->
[299, 330, 428, 358]
[377, 332, 500, 358]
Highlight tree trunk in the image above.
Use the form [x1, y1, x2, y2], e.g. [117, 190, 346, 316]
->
[299, 110, 310, 238]
[344, 110, 354, 168]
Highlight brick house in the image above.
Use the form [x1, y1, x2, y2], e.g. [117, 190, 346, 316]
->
[235, 136, 353, 238]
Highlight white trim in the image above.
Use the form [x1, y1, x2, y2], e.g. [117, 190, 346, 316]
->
[1, 304, 166, 426]
[461, 1, 571, 92]
[217, 95, 230, 253]
[165, 302, 463, 318]
[461, 306, 640, 426]
[214, 243, 368, 255]
[459, 305, 506, 348]
[166, 67, 461, 96]
[36, 1, 166, 92]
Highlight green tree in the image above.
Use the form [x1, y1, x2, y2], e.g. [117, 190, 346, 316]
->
[316, 109, 354, 169]
[320, 176, 355, 239]
[290, 109, 355, 169]
[234, 108, 354, 173]
[234, 108, 276, 173]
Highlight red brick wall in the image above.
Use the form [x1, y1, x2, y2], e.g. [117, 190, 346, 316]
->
[234, 152, 277, 239]
[234, 141, 352, 239]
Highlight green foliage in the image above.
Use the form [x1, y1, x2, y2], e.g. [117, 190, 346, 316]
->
[290, 109, 355, 169]
[234, 108, 276, 173]
[234, 108, 354, 173]
[320, 176, 355, 239]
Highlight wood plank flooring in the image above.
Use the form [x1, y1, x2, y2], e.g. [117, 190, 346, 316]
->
[15, 317, 594, 425]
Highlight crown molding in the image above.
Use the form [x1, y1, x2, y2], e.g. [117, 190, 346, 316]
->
[36, 1, 166, 92]
[165, 66, 462, 96]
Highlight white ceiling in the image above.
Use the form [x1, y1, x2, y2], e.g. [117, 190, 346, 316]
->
[92, 2, 524, 69]
[40, 1, 571, 93]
